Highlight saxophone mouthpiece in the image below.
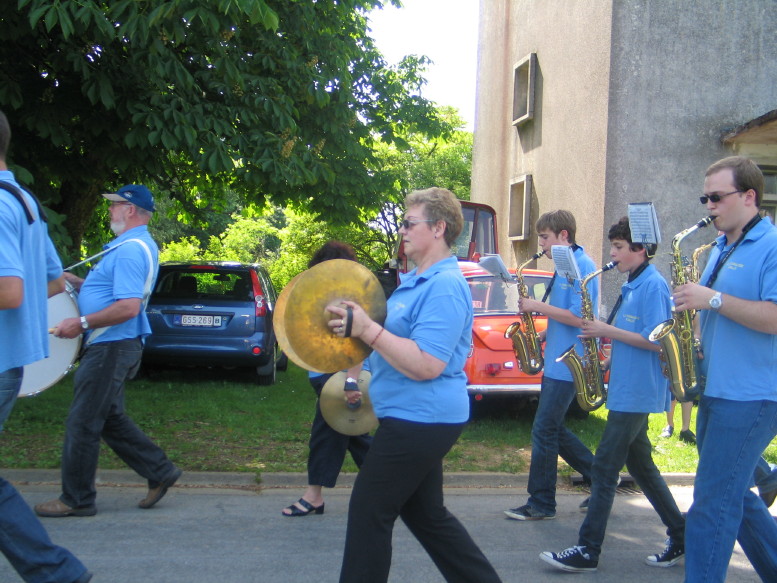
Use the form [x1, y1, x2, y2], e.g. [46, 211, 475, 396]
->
[602, 261, 619, 272]
[698, 216, 715, 228]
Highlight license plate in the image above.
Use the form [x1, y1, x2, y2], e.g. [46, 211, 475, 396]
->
[180, 314, 222, 327]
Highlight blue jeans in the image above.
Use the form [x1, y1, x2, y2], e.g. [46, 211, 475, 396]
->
[685, 396, 777, 582]
[527, 376, 594, 514]
[578, 411, 684, 559]
[0, 366, 22, 431]
[0, 368, 89, 583]
[60, 339, 178, 508]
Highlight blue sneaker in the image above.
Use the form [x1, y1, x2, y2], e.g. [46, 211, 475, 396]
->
[504, 504, 555, 521]
[540, 546, 598, 572]
[645, 540, 684, 568]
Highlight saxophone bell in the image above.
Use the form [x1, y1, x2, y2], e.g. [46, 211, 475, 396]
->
[506, 251, 545, 375]
[650, 217, 714, 402]
[555, 261, 617, 412]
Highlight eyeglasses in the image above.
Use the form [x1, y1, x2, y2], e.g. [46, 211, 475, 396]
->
[699, 190, 741, 204]
[400, 219, 434, 230]
[109, 201, 133, 208]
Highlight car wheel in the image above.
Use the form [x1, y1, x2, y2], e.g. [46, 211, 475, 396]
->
[255, 347, 277, 385]
[277, 350, 288, 372]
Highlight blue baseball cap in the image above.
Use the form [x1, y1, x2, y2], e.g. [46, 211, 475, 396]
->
[102, 184, 156, 212]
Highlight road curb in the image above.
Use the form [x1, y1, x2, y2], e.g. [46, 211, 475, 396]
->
[1, 468, 696, 489]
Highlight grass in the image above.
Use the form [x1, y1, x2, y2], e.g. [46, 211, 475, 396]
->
[2, 364, 775, 478]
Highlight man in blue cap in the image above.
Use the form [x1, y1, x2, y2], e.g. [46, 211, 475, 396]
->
[35, 184, 181, 518]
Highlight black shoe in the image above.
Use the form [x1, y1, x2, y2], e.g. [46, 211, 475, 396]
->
[645, 540, 684, 567]
[760, 488, 777, 508]
[679, 429, 696, 444]
[540, 546, 598, 572]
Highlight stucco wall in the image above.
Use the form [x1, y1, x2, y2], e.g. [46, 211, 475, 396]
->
[473, 0, 777, 312]
[602, 0, 777, 306]
[472, 0, 613, 275]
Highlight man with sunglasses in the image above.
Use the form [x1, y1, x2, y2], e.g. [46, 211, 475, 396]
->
[672, 156, 777, 581]
[35, 185, 181, 518]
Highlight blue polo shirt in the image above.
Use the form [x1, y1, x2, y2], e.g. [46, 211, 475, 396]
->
[0, 172, 63, 371]
[78, 225, 158, 344]
[368, 255, 472, 423]
[698, 218, 777, 402]
[606, 264, 672, 413]
[543, 245, 599, 382]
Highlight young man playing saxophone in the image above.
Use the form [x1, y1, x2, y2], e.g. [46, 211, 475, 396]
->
[504, 210, 595, 521]
[672, 156, 777, 582]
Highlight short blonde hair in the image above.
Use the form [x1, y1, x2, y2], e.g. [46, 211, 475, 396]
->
[404, 187, 463, 248]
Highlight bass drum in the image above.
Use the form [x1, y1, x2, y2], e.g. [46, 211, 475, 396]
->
[20, 283, 81, 397]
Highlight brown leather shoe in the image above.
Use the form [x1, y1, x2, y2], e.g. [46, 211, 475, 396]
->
[138, 467, 182, 509]
[34, 499, 97, 517]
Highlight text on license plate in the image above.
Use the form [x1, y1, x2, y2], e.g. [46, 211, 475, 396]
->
[180, 315, 222, 327]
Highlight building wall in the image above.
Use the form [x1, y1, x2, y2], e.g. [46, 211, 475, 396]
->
[473, 0, 777, 310]
[602, 0, 777, 304]
[472, 0, 613, 277]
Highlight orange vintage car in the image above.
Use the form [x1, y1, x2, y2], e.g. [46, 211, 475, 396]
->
[459, 261, 553, 400]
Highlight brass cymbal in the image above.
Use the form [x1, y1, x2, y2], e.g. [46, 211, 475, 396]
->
[275, 259, 387, 373]
[320, 370, 378, 436]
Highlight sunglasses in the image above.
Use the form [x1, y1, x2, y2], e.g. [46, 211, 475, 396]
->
[699, 190, 741, 204]
[400, 219, 434, 230]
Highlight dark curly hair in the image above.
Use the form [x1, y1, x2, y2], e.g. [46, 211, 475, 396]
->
[308, 240, 357, 268]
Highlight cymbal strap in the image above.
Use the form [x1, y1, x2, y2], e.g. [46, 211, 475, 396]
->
[344, 306, 353, 338]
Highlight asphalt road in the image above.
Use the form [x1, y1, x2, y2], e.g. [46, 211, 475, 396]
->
[0, 470, 764, 583]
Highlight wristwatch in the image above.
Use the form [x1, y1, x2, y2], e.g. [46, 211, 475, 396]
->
[344, 377, 359, 391]
[709, 292, 722, 311]
[80, 315, 90, 330]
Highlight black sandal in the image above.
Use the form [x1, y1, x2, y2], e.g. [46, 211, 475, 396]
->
[282, 498, 325, 517]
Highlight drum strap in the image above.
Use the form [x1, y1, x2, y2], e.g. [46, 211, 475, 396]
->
[84, 238, 156, 346]
[0, 181, 48, 224]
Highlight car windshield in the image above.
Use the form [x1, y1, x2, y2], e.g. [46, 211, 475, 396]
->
[467, 275, 549, 315]
[152, 268, 253, 301]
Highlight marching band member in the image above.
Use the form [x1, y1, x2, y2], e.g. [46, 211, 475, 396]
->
[672, 156, 777, 581]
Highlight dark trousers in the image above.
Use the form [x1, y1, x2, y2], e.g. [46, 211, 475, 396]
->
[339, 417, 501, 583]
[308, 374, 371, 486]
[579, 411, 684, 559]
[61, 338, 177, 508]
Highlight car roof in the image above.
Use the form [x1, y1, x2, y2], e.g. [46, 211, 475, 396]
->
[159, 261, 260, 270]
[458, 260, 553, 278]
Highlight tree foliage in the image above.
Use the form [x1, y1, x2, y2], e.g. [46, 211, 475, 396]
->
[156, 108, 474, 291]
[1, 0, 450, 253]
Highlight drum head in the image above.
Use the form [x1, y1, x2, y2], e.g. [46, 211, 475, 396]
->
[20, 287, 81, 397]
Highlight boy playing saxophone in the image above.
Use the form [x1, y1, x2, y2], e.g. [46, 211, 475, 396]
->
[539, 217, 685, 572]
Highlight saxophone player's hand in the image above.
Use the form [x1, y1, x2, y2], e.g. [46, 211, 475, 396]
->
[672, 282, 716, 312]
[518, 296, 541, 314]
[579, 319, 612, 338]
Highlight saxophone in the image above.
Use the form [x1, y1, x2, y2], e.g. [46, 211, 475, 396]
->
[556, 261, 618, 411]
[648, 216, 714, 401]
[505, 251, 545, 375]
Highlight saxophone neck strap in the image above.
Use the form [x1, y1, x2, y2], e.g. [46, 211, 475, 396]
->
[704, 214, 761, 289]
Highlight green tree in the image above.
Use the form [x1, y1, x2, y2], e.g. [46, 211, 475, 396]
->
[2, 0, 450, 253]
[370, 107, 473, 258]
